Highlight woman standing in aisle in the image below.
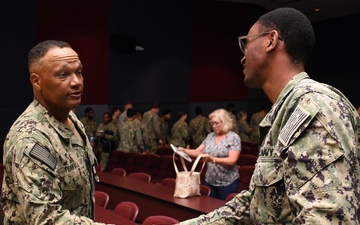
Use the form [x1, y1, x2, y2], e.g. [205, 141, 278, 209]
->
[179, 108, 241, 200]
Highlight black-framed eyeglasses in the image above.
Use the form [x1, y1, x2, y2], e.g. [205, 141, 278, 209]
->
[238, 31, 283, 54]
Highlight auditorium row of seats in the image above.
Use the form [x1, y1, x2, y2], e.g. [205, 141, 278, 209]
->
[103, 149, 257, 192]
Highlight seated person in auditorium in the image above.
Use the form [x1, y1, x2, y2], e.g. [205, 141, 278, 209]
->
[178, 108, 241, 200]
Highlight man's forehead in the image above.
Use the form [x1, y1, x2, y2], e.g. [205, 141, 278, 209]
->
[46, 47, 80, 62]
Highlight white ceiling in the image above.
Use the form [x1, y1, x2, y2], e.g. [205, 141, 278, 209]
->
[214, 0, 360, 22]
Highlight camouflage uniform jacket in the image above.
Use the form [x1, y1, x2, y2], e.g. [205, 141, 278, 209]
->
[119, 119, 145, 152]
[229, 113, 240, 135]
[1, 99, 105, 224]
[159, 117, 170, 145]
[189, 115, 211, 149]
[142, 110, 162, 151]
[249, 111, 266, 143]
[170, 120, 190, 148]
[80, 116, 97, 141]
[237, 119, 251, 142]
[180, 72, 360, 225]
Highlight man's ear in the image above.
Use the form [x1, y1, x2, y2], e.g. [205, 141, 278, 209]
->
[266, 30, 280, 51]
[30, 73, 40, 89]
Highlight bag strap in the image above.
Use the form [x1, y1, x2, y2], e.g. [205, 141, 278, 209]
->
[173, 153, 188, 174]
[173, 153, 207, 175]
[189, 154, 207, 176]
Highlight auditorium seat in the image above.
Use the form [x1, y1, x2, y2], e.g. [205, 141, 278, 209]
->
[138, 153, 160, 176]
[110, 167, 126, 177]
[128, 172, 151, 183]
[105, 150, 127, 172]
[237, 154, 257, 167]
[122, 151, 142, 173]
[153, 155, 177, 182]
[94, 191, 110, 209]
[238, 165, 255, 192]
[225, 192, 238, 202]
[114, 201, 139, 222]
[142, 215, 179, 225]
[156, 146, 173, 156]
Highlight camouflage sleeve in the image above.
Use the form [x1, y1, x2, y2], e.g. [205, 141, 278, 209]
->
[180, 190, 253, 225]
[153, 116, 163, 140]
[181, 123, 190, 143]
[281, 96, 360, 224]
[4, 138, 108, 225]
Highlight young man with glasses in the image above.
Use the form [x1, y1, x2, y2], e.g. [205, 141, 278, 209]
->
[178, 7, 360, 225]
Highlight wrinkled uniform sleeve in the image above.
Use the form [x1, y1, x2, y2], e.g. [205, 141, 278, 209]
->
[180, 190, 253, 225]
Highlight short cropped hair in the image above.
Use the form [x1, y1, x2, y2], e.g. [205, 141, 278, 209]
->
[209, 109, 233, 133]
[28, 40, 71, 68]
[257, 7, 315, 65]
[85, 107, 94, 114]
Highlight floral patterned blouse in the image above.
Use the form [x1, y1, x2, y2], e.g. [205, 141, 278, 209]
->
[202, 131, 241, 186]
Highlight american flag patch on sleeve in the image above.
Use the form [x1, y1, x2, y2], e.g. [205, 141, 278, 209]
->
[279, 105, 310, 146]
[29, 144, 57, 170]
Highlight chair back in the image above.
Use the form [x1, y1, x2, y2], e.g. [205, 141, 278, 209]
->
[110, 167, 127, 176]
[225, 192, 238, 202]
[142, 215, 179, 225]
[114, 201, 139, 222]
[127, 172, 151, 183]
[200, 185, 211, 197]
[94, 191, 110, 208]
[160, 178, 176, 188]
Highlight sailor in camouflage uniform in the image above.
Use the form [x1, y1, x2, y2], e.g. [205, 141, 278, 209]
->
[1, 40, 107, 224]
[142, 103, 163, 153]
[180, 8, 360, 225]
[170, 111, 190, 148]
[189, 107, 212, 149]
[118, 108, 145, 152]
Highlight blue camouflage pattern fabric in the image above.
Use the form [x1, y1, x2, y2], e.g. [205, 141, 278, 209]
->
[180, 72, 360, 225]
[1, 100, 106, 224]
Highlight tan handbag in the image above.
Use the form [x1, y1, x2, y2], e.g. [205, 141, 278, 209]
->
[173, 153, 207, 198]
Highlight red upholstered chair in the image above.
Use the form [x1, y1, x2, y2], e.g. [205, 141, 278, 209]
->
[237, 154, 258, 167]
[241, 146, 259, 156]
[127, 172, 151, 183]
[110, 167, 126, 177]
[156, 146, 173, 156]
[122, 151, 142, 173]
[138, 153, 160, 176]
[142, 215, 180, 225]
[225, 192, 238, 202]
[153, 155, 177, 182]
[95, 164, 104, 173]
[200, 185, 211, 197]
[114, 201, 139, 222]
[94, 191, 110, 209]
[105, 150, 127, 172]
[160, 177, 176, 188]
[241, 141, 258, 149]
[238, 165, 255, 192]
